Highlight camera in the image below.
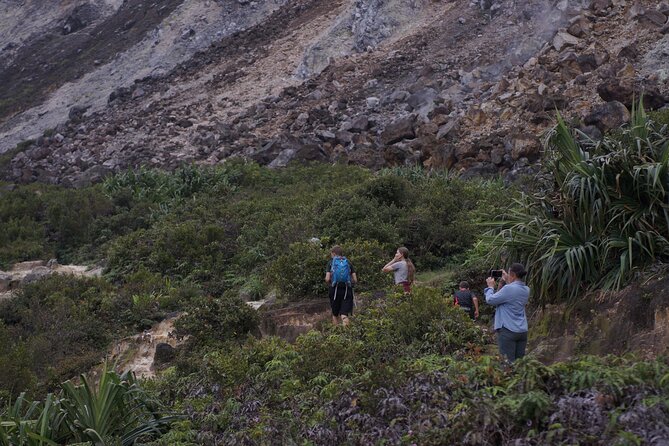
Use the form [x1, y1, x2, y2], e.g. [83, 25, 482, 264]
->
[488, 269, 503, 279]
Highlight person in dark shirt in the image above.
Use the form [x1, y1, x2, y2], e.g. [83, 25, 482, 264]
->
[454, 281, 479, 320]
[325, 245, 357, 326]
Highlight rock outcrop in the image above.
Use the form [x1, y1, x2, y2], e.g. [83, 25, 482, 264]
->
[0, 260, 103, 299]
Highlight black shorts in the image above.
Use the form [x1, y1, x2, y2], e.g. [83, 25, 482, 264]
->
[329, 283, 354, 316]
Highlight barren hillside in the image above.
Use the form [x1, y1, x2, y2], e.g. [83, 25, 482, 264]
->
[1, 0, 668, 185]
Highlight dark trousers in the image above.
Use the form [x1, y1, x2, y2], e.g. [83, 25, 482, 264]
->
[496, 327, 527, 362]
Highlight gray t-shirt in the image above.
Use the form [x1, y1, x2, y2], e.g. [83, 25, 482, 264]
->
[391, 260, 408, 284]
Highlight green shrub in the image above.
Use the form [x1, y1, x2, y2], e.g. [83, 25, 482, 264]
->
[267, 242, 328, 299]
[315, 194, 401, 246]
[0, 275, 128, 392]
[175, 295, 259, 345]
[485, 101, 669, 302]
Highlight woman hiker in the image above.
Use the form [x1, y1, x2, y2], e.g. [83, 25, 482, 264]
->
[382, 247, 416, 294]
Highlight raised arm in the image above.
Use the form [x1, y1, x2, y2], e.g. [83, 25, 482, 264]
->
[484, 285, 514, 306]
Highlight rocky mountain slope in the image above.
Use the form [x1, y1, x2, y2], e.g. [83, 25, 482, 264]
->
[1, 0, 668, 186]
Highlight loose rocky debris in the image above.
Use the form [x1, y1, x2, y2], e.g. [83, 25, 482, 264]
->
[1, 0, 669, 186]
[0, 259, 103, 299]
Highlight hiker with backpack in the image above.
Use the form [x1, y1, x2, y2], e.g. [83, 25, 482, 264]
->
[382, 247, 416, 293]
[325, 245, 357, 326]
[453, 281, 479, 320]
[485, 263, 530, 362]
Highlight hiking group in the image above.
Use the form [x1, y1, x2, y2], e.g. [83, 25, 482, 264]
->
[325, 245, 530, 362]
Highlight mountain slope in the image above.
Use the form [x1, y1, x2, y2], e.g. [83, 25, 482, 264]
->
[1, 0, 668, 186]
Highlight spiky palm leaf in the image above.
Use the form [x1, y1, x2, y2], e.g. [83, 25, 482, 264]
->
[485, 100, 669, 303]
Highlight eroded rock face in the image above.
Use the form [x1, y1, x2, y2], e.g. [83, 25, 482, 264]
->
[530, 274, 669, 363]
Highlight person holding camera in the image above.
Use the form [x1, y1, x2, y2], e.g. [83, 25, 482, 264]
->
[485, 263, 529, 362]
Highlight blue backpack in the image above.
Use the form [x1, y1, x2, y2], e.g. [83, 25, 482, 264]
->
[331, 256, 351, 285]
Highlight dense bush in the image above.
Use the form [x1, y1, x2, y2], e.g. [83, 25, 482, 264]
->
[147, 285, 669, 445]
[0, 272, 197, 398]
[174, 294, 259, 345]
[2, 162, 496, 297]
[485, 102, 669, 303]
[0, 276, 123, 393]
[268, 239, 391, 300]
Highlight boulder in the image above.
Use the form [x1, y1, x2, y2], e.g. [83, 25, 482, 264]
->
[508, 134, 540, 160]
[567, 16, 591, 38]
[154, 343, 176, 365]
[553, 31, 580, 52]
[335, 130, 354, 145]
[406, 88, 438, 111]
[597, 78, 666, 109]
[380, 116, 416, 145]
[177, 118, 193, 128]
[268, 149, 296, 168]
[388, 90, 410, 103]
[590, 0, 612, 16]
[349, 116, 370, 132]
[630, 5, 668, 27]
[436, 120, 459, 139]
[366, 97, 380, 109]
[584, 101, 630, 133]
[68, 105, 90, 122]
[579, 125, 603, 141]
[383, 143, 415, 166]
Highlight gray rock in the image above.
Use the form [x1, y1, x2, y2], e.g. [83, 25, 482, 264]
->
[349, 115, 369, 132]
[389, 90, 410, 103]
[584, 101, 630, 133]
[406, 88, 437, 111]
[177, 118, 193, 128]
[315, 130, 336, 141]
[436, 120, 458, 139]
[335, 130, 354, 144]
[380, 116, 416, 145]
[268, 148, 296, 168]
[131, 88, 145, 99]
[68, 105, 90, 122]
[366, 97, 380, 109]
[579, 125, 603, 141]
[294, 112, 309, 128]
[642, 10, 668, 27]
[553, 31, 580, 51]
